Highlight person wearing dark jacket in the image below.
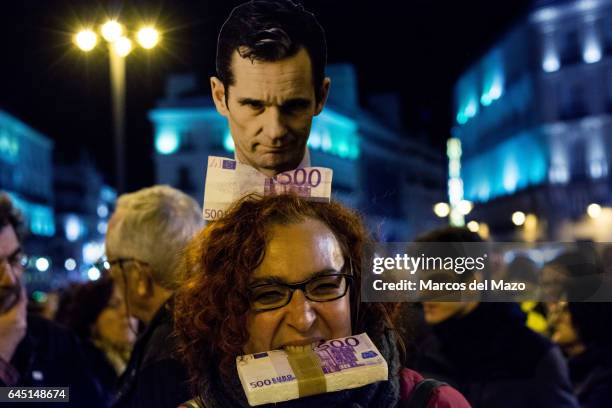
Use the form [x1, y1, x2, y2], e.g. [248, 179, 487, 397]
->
[55, 277, 137, 405]
[117, 297, 189, 406]
[175, 194, 470, 407]
[549, 299, 612, 408]
[7, 315, 108, 407]
[0, 192, 105, 407]
[416, 302, 578, 407]
[412, 227, 578, 408]
[104, 185, 204, 408]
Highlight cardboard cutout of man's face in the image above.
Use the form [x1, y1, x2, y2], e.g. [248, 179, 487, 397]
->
[211, 47, 330, 177]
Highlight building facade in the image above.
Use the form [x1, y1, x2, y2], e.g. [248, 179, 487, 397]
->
[53, 156, 116, 286]
[452, 0, 612, 239]
[0, 110, 115, 291]
[0, 110, 55, 290]
[150, 65, 445, 241]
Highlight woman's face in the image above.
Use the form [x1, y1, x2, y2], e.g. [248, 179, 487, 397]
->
[243, 218, 352, 354]
[94, 287, 137, 348]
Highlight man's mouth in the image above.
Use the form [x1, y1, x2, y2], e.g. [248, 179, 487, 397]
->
[261, 146, 291, 153]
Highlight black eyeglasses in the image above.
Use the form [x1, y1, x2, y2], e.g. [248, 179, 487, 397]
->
[94, 256, 143, 337]
[95, 257, 147, 273]
[248, 262, 354, 312]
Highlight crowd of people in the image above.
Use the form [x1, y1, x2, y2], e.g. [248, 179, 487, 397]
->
[1, 1, 611, 407]
[4, 184, 612, 407]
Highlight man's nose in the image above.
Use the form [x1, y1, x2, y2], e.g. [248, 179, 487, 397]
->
[261, 107, 288, 143]
[285, 290, 316, 333]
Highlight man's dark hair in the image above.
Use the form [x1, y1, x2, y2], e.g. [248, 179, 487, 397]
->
[413, 227, 484, 285]
[216, 0, 327, 102]
[0, 192, 25, 242]
[55, 277, 114, 340]
[546, 250, 603, 301]
[414, 226, 482, 243]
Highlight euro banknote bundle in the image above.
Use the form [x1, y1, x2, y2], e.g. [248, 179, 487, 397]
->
[236, 333, 388, 406]
[203, 156, 333, 220]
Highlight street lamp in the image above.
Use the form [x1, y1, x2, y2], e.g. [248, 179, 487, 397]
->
[101, 20, 123, 42]
[74, 29, 97, 51]
[433, 202, 451, 218]
[466, 220, 479, 233]
[587, 203, 602, 219]
[74, 20, 160, 193]
[512, 211, 526, 226]
[113, 37, 133, 57]
[458, 199, 473, 216]
[137, 27, 160, 49]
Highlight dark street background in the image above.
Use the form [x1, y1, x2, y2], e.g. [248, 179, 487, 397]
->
[0, 0, 532, 191]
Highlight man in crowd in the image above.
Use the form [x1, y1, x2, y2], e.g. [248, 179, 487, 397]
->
[106, 185, 204, 408]
[211, 0, 331, 177]
[412, 227, 579, 408]
[0, 192, 105, 406]
[545, 252, 612, 408]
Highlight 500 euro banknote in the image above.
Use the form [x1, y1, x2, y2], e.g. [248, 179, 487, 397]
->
[203, 156, 333, 220]
[236, 333, 388, 406]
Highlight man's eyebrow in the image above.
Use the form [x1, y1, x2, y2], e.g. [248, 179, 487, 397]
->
[281, 98, 311, 107]
[236, 97, 312, 107]
[249, 268, 343, 287]
[237, 97, 264, 106]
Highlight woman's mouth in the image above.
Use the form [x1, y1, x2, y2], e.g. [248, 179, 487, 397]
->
[281, 339, 324, 353]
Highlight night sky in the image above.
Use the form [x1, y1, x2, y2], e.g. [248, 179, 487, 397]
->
[0, 0, 532, 191]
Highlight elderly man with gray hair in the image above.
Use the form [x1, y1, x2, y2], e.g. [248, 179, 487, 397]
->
[105, 185, 204, 408]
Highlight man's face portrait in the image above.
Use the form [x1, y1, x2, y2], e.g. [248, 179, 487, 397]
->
[211, 47, 330, 176]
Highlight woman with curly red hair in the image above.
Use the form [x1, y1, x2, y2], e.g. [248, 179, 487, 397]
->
[174, 194, 469, 407]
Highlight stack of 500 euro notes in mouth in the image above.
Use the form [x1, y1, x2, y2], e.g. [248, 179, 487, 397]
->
[236, 333, 388, 406]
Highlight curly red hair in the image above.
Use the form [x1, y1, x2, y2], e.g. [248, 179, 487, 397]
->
[174, 194, 401, 395]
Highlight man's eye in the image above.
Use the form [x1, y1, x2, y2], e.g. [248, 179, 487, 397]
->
[281, 101, 309, 114]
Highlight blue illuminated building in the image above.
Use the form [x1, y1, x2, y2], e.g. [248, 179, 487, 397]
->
[0, 111, 115, 291]
[0, 110, 56, 289]
[150, 66, 445, 240]
[53, 156, 117, 286]
[453, 0, 612, 238]
[0, 110, 55, 237]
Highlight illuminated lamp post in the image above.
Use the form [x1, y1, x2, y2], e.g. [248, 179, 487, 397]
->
[74, 21, 160, 193]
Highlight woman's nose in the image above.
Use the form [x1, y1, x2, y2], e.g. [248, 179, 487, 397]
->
[285, 289, 316, 333]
